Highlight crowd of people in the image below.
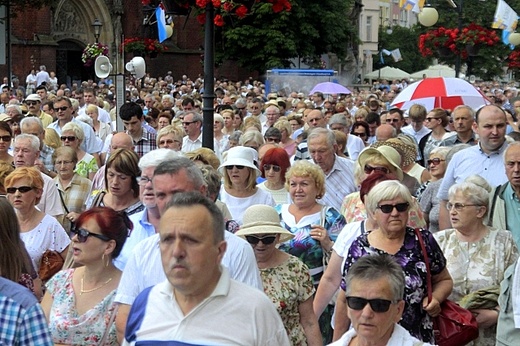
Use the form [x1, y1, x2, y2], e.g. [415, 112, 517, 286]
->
[2, 71, 520, 345]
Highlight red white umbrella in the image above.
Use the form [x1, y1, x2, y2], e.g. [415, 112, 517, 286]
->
[390, 77, 490, 111]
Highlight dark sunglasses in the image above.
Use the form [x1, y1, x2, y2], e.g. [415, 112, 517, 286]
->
[225, 165, 245, 170]
[427, 158, 445, 166]
[377, 202, 410, 214]
[263, 164, 281, 172]
[364, 164, 389, 175]
[53, 106, 69, 112]
[182, 121, 196, 126]
[25, 101, 39, 106]
[0, 135, 11, 142]
[245, 235, 277, 245]
[352, 132, 367, 138]
[60, 136, 77, 142]
[6, 186, 33, 194]
[72, 228, 111, 243]
[346, 296, 396, 313]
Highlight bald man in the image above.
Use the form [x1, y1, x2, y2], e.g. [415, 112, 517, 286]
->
[375, 124, 397, 142]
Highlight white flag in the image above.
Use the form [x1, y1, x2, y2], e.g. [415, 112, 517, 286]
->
[391, 49, 402, 62]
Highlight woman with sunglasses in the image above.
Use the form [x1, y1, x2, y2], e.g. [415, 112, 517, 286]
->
[334, 180, 453, 344]
[434, 180, 518, 345]
[61, 122, 98, 180]
[258, 147, 291, 204]
[419, 108, 451, 167]
[275, 160, 346, 344]
[218, 146, 275, 225]
[350, 120, 369, 147]
[5, 167, 70, 281]
[236, 205, 322, 346]
[0, 121, 13, 165]
[41, 207, 132, 345]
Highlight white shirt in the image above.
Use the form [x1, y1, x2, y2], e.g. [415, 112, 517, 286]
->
[346, 134, 365, 161]
[38, 172, 65, 217]
[77, 104, 113, 126]
[319, 155, 357, 211]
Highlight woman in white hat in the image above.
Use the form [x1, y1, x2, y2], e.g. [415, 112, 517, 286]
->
[236, 205, 322, 346]
[218, 146, 275, 225]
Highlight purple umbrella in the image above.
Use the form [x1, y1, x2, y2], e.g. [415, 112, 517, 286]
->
[309, 82, 351, 95]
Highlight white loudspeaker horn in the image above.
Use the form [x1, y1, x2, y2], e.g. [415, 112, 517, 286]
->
[94, 55, 112, 79]
[469, 75, 476, 84]
[125, 57, 146, 79]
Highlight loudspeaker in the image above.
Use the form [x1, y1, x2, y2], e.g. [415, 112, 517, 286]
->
[94, 55, 112, 79]
[125, 57, 146, 79]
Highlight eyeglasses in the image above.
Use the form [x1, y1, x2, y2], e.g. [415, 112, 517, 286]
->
[364, 164, 390, 175]
[263, 164, 281, 172]
[182, 121, 196, 126]
[446, 202, 481, 211]
[377, 202, 410, 214]
[352, 132, 367, 138]
[60, 136, 77, 142]
[346, 296, 396, 313]
[6, 186, 33, 194]
[55, 160, 74, 166]
[245, 235, 277, 245]
[385, 118, 399, 123]
[427, 158, 445, 166]
[137, 176, 152, 186]
[425, 117, 439, 122]
[25, 101, 39, 106]
[72, 228, 111, 243]
[0, 135, 11, 142]
[225, 165, 245, 170]
[53, 106, 69, 112]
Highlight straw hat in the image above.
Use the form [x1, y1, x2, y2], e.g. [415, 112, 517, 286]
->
[235, 205, 294, 243]
[373, 138, 417, 167]
[357, 145, 403, 181]
[218, 146, 260, 175]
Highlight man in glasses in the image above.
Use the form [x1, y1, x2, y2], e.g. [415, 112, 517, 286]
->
[20, 117, 55, 178]
[115, 158, 262, 342]
[385, 108, 405, 134]
[24, 94, 53, 128]
[245, 97, 265, 123]
[261, 104, 280, 135]
[181, 111, 220, 159]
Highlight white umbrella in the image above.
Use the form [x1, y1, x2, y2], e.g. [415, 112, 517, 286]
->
[410, 64, 465, 79]
[365, 66, 410, 80]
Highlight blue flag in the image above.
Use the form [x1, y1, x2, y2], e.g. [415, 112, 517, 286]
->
[156, 6, 167, 43]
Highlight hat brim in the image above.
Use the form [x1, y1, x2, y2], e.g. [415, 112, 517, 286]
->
[218, 159, 260, 176]
[357, 147, 404, 181]
[235, 225, 294, 243]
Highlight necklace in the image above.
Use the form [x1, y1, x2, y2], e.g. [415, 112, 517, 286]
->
[80, 275, 113, 295]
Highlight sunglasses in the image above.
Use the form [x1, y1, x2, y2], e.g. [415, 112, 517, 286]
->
[72, 228, 111, 243]
[53, 106, 69, 112]
[25, 101, 39, 106]
[6, 186, 33, 194]
[60, 136, 77, 142]
[182, 121, 196, 126]
[346, 296, 396, 313]
[364, 164, 389, 175]
[245, 235, 277, 245]
[225, 165, 245, 170]
[427, 158, 445, 166]
[0, 135, 11, 142]
[263, 164, 281, 172]
[377, 202, 410, 214]
[352, 132, 367, 138]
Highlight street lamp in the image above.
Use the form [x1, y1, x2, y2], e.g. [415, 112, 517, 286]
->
[92, 19, 103, 43]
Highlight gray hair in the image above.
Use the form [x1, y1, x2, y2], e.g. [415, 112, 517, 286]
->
[452, 105, 476, 120]
[162, 94, 174, 102]
[345, 254, 405, 302]
[153, 157, 206, 190]
[186, 111, 203, 124]
[239, 130, 264, 147]
[20, 116, 44, 133]
[199, 164, 222, 201]
[328, 113, 348, 127]
[448, 181, 489, 217]
[139, 148, 182, 170]
[62, 122, 85, 143]
[6, 104, 21, 115]
[430, 146, 450, 159]
[14, 134, 40, 152]
[164, 191, 224, 243]
[235, 98, 247, 108]
[503, 141, 520, 162]
[464, 174, 492, 193]
[308, 127, 336, 147]
[229, 130, 242, 143]
[365, 180, 414, 216]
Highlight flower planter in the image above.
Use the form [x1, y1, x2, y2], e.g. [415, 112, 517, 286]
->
[438, 47, 451, 57]
[466, 44, 480, 57]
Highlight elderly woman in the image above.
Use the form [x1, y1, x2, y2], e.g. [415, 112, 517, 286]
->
[334, 180, 453, 344]
[157, 125, 184, 151]
[41, 207, 132, 345]
[53, 146, 92, 233]
[88, 148, 144, 217]
[275, 160, 346, 343]
[218, 146, 275, 225]
[213, 113, 229, 154]
[258, 147, 291, 204]
[274, 119, 297, 157]
[331, 255, 435, 346]
[236, 205, 322, 345]
[418, 146, 450, 233]
[86, 104, 111, 144]
[61, 122, 98, 180]
[5, 167, 70, 276]
[419, 108, 451, 166]
[434, 181, 518, 345]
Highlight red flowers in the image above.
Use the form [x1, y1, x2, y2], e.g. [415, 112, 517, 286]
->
[508, 49, 520, 70]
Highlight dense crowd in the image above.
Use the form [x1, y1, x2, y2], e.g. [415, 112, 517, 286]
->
[2, 69, 520, 346]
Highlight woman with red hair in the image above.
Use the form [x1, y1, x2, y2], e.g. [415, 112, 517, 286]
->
[258, 147, 291, 204]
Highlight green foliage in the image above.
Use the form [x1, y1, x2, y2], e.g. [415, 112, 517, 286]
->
[216, 0, 356, 72]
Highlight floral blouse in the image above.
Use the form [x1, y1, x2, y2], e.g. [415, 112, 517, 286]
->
[75, 153, 98, 178]
[276, 204, 346, 285]
[261, 255, 315, 346]
[46, 269, 117, 345]
[342, 227, 447, 344]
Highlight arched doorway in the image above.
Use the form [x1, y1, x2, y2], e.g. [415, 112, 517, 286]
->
[56, 41, 92, 87]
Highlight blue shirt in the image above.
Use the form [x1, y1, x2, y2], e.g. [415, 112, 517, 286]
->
[504, 183, 520, 250]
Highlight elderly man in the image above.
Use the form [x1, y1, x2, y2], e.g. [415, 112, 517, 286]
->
[116, 159, 264, 343]
[438, 105, 509, 230]
[439, 105, 478, 146]
[20, 117, 55, 177]
[375, 123, 397, 142]
[181, 111, 220, 158]
[122, 192, 288, 346]
[262, 105, 280, 135]
[24, 94, 53, 127]
[294, 109, 328, 161]
[308, 128, 356, 211]
[328, 114, 365, 160]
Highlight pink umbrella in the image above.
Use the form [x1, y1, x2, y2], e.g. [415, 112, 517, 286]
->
[309, 82, 352, 95]
[390, 77, 490, 111]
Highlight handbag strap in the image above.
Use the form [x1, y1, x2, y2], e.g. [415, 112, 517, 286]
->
[57, 188, 70, 214]
[414, 228, 433, 303]
[98, 303, 119, 346]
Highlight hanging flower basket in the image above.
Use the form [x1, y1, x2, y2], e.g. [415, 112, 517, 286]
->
[120, 37, 167, 57]
[81, 43, 109, 67]
[419, 27, 460, 58]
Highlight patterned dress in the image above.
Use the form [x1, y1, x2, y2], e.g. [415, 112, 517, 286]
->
[260, 255, 315, 346]
[434, 228, 519, 346]
[342, 227, 447, 344]
[46, 269, 117, 345]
